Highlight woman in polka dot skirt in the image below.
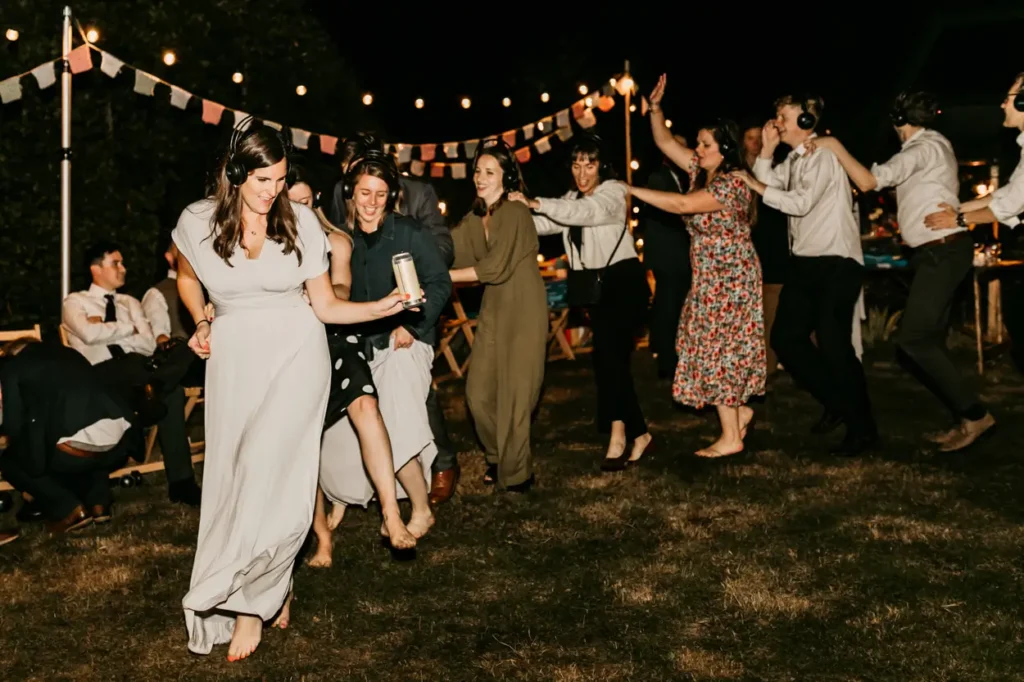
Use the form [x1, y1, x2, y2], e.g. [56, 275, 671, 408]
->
[287, 171, 417, 568]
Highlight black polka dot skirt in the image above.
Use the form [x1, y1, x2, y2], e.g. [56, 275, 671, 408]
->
[323, 331, 378, 430]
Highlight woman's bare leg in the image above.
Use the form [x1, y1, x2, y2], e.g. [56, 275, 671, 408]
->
[396, 456, 434, 539]
[308, 488, 333, 568]
[697, 405, 744, 457]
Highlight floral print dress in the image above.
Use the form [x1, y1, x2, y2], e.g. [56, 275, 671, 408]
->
[673, 160, 766, 408]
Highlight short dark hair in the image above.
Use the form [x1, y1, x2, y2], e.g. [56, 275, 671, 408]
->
[773, 94, 825, 129]
[892, 90, 939, 127]
[341, 132, 385, 166]
[84, 241, 122, 271]
[567, 133, 617, 185]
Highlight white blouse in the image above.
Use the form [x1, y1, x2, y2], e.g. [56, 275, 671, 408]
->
[530, 180, 638, 270]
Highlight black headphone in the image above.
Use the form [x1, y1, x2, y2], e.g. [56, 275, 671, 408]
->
[225, 115, 294, 186]
[474, 138, 522, 192]
[567, 132, 614, 181]
[796, 95, 820, 131]
[342, 149, 401, 212]
[890, 91, 910, 126]
[1014, 81, 1024, 112]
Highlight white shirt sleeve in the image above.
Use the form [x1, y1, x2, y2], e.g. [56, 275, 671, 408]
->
[535, 182, 627, 227]
[989, 163, 1024, 228]
[141, 287, 171, 339]
[62, 293, 134, 345]
[531, 213, 567, 236]
[753, 156, 788, 189]
[763, 152, 837, 217]
[120, 296, 157, 356]
[871, 144, 925, 190]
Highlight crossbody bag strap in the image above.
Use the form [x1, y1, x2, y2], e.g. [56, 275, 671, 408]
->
[603, 223, 629, 269]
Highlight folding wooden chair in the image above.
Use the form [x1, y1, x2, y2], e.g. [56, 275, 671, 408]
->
[0, 324, 42, 343]
[433, 284, 477, 385]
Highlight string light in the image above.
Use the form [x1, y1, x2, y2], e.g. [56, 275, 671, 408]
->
[85, 28, 99, 43]
[636, 238, 644, 248]
[296, 85, 307, 96]
[362, 93, 373, 105]
[629, 104, 636, 112]
[232, 72, 243, 84]
[461, 97, 471, 109]
[975, 183, 989, 196]
[630, 219, 639, 228]
[540, 92, 550, 103]
[537, 254, 545, 263]
[632, 206, 640, 214]
[415, 98, 424, 109]
[665, 119, 673, 128]
[162, 51, 176, 66]
[438, 201, 447, 215]
[578, 84, 588, 95]
[609, 77, 617, 86]
[585, 97, 594, 108]
[630, 159, 639, 170]
[502, 97, 511, 107]
[537, 121, 545, 131]
[5, 29, 18, 41]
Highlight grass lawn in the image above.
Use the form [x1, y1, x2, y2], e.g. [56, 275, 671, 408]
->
[2, 347, 1023, 681]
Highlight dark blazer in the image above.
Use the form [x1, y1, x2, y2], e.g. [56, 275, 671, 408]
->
[0, 343, 136, 476]
[348, 213, 452, 352]
[642, 163, 691, 274]
[330, 176, 454, 268]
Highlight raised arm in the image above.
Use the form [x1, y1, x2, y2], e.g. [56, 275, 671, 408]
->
[752, 123, 789, 189]
[810, 137, 879, 193]
[628, 186, 725, 215]
[647, 74, 694, 170]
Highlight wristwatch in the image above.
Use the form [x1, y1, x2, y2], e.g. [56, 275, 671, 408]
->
[956, 212, 967, 228]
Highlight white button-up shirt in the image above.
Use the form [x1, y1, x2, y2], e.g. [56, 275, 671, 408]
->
[989, 130, 1024, 228]
[141, 269, 176, 339]
[62, 284, 157, 365]
[753, 136, 864, 264]
[531, 180, 638, 269]
[870, 128, 963, 248]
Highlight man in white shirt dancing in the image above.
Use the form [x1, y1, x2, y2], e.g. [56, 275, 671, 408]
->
[808, 91, 995, 452]
[736, 94, 878, 455]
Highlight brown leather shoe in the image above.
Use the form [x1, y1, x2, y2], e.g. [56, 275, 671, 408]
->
[939, 413, 997, 453]
[47, 505, 93, 534]
[0, 530, 19, 547]
[90, 504, 112, 523]
[429, 466, 460, 505]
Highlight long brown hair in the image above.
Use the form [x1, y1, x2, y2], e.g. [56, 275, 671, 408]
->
[210, 125, 302, 266]
[471, 140, 525, 217]
[693, 120, 758, 227]
[343, 155, 400, 231]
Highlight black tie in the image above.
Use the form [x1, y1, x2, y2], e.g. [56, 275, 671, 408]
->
[104, 294, 126, 358]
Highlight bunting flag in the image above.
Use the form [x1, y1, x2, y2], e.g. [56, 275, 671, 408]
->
[0, 45, 617, 174]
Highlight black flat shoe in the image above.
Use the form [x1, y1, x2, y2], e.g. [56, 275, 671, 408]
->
[504, 475, 535, 493]
[811, 410, 843, 435]
[600, 449, 631, 472]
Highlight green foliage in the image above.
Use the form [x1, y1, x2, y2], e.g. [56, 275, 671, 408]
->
[0, 1, 370, 332]
[862, 306, 903, 347]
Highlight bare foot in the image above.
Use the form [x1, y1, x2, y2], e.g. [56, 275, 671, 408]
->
[380, 512, 417, 550]
[326, 502, 346, 531]
[604, 438, 627, 460]
[629, 433, 653, 462]
[307, 533, 332, 568]
[271, 591, 293, 629]
[227, 614, 262, 662]
[406, 509, 435, 539]
[695, 437, 744, 458]
[739, 406, 755, 439]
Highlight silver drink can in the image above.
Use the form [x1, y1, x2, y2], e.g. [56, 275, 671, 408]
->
[392, 252, 426, 308]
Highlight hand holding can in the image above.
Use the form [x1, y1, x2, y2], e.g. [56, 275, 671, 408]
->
[392, 252, 427, 309]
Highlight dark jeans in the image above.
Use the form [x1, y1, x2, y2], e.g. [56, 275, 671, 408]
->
[96, 344, 196, 484]
[428, 385, 456, 473]
[772, 255, 876, 437]
[897, 237, 982, 417]
[590, 258, 650, 440]
[649, 265, 691, 377]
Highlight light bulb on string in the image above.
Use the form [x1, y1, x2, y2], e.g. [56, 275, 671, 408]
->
[415, 98, 424, 109]
[665, 119, 673, 128]
[632, 206, 640, 214]
[540, 92, 550, 103]
[163, 51, 176, 66]
[232, 72, 243, 84]
[362, 93, 373, 105]
[438, 201, 447, 215]
[461, 97, 471, 109]
[636, 238, 644, 248]
[584, 97, 593, 108]
[578, 84, 588, 95]
[502, 97, 511, 107]
[609, 77, 617, 86]
[629, 104, 636, 112]
[5, 28, 19, 42]
[85, 28, 99, 43]
[296, 85, 307, 96]
[630, 159, 639, 170]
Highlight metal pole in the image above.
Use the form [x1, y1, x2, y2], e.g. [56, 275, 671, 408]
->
[60, 6, 72, 304]
[623, 60, 632, 224]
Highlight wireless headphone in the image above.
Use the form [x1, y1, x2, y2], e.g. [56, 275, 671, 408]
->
[474, 138, 523, 192]
[225, 114, 294, 186]
[1014, 78, 1024, 112]
[796, 95, 820, 131]
[567, 132, 614, 182]
[342, 149, 401, 212]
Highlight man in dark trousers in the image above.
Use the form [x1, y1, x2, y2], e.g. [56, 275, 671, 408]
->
[0, 339, 142, 533]
[329, 134, 460, 504]
[643, 134, 692, 380]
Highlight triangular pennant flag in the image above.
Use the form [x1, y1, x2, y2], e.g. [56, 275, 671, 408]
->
[291, 128, 311, 150]
[579, 108, 597, 129]
[451, 163, 467, 180]
[443, 142, 459, 159]
[571, 100, 586, 119]
[463, 139, 479, 157]
[397, 144, 412, 164]
[134, 70, 158, 97]
[264, 120, 282, 131]
[31, 62, 56, 90]
[68, 45, 93, 74]
[169, 85, 191, 109]
[430, 163, 445, 178]
[201, 99, 225, 125]
[515, 147, 531, 164]
[556, 109, 570, 128]
[0, 77, 23, 104]
[641, 96, 649, 115]
[556, 127, 573, 142]
[502, 130, 517, 147]
[420, 144, 436, 162]
[410, 160, 425, 177]
[535, 136, 552, 154]
[523, 123, 535, 140]
[320, 135, 338, 155]
[100, 51, 124, 78]
[232, 110, 250, 128]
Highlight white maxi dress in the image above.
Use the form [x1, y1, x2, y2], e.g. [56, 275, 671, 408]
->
[174, 199, 331, 655]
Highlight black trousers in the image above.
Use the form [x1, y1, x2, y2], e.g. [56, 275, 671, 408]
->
[897, 237, 982, 417]
[1002, 265, 1024, 375]
[0, 430, 139, 520]
[428, 385, 456, 473]
[589, 258, 650, 441]
[772, 256, 876, 437]
[96, 344, 196, 484]
[649, 264, 691, 377]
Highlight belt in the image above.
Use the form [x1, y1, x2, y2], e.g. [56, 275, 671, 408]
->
[56, 442, 100, 459]
[918, 230, 970, 249]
